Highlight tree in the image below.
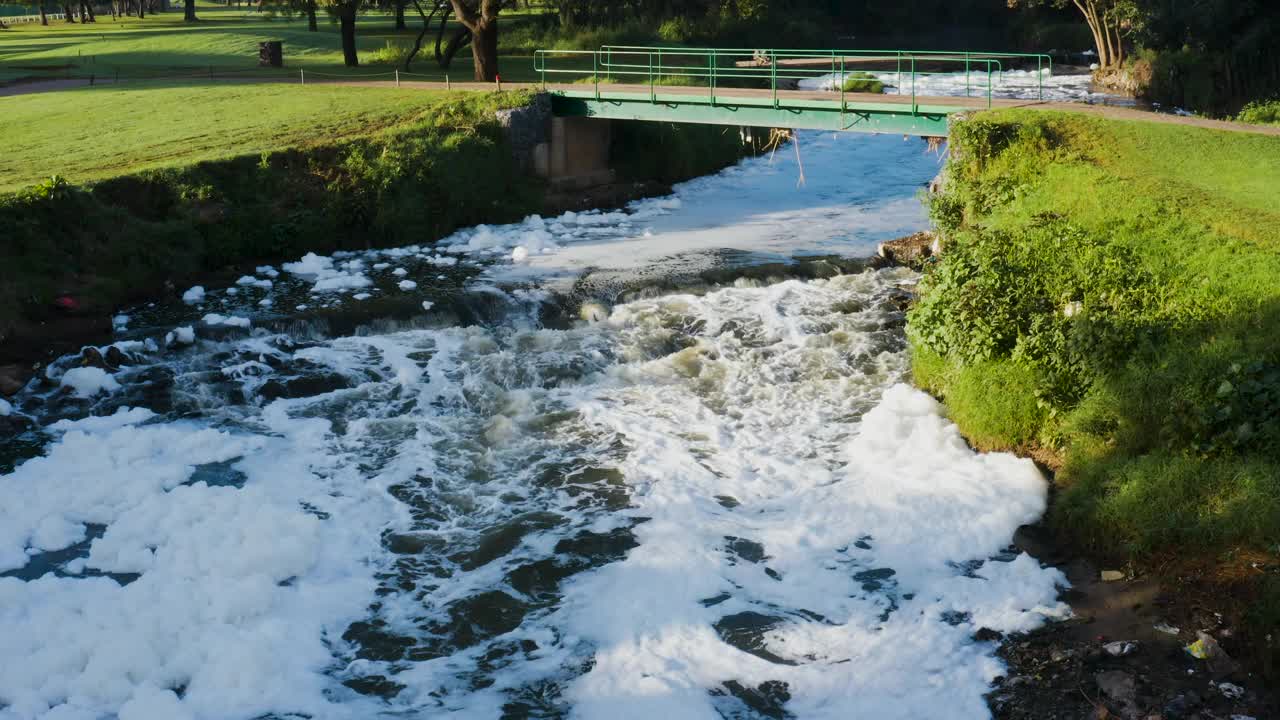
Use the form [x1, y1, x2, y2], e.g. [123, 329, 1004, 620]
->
[1007, 0, 1136, 69]
[321, 0, 362, 66]
[445, 0, 501, 81]
[184, 0, 197, 21]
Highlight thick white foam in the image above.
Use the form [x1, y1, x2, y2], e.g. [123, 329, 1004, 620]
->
[0, 134, 1067, 720]
[798, 68, 1133, 105]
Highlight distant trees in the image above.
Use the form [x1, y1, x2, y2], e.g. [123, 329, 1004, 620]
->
[261, 0, 321, 30]
[1007, 0, 1136, 68]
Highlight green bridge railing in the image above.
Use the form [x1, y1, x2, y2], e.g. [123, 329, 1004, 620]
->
[534, 46, 1054, 114]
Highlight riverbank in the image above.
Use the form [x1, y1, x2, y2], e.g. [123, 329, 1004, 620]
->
[0, 87, 760, 388]
[908, 109, 1280, 701]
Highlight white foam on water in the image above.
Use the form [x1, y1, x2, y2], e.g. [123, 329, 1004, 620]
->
[798, 68, 1131, 105]
[284, 253, 372, 293]
[0, 134, 1068, 720]
[181, 286, 205, 304]
[200, 314, 251, 329]
[58, 367, 121, 398]
[165, 326, 195, 346]
[437, 132, 938, 285]
[48, 406, 156, 434]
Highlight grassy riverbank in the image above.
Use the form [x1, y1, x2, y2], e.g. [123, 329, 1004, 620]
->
[1, 88, 540, 338]
[0, 82, 759, 359]
[909, 111, 1280, 627]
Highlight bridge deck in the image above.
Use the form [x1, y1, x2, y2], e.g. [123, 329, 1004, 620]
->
[529, 83, 1280, 137]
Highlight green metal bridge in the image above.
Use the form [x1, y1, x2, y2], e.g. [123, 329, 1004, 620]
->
[533, 46, 1055, 136]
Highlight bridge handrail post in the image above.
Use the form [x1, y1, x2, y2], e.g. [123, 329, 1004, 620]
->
[987, 62, 993, 109]
[649, 51, 655, 103]
[710, 48, 716, 106]
[965, 51, 971, 97]
[839, 55, 846, 125]
[593, 51, 600, 101]
[771, 52, 778, 108]
[911, 55, 917, 114]
[896, 52, 902, 97]
[1037, 54, 1043, 101]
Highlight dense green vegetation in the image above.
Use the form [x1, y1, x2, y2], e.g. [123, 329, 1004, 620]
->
[1237, 98, 1280, 126]
[1129, 0, 1280, 115]
[0, 90, 541, 340]
[840, 72, 884, 94]
[910, 112, 1280, 567]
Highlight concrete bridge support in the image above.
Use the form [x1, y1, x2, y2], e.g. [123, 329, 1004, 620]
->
[496, 94, 616, 191]
[537, 116, 615, 190]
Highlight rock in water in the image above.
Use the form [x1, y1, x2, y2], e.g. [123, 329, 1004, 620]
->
[874, 231, 936, 270]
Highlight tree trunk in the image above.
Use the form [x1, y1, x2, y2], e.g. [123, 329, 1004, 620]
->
[62, 3, 75, 21]
[305, 0, 316, 30]
[394, 0, 406, 30]
[470, 16, 496, 81]
[137, 0, 144, 18]
[39, 1, 48, 24]
[184, 0, 196, 21]
[338, 4, 358, 67]
[85, 1, 95, 21]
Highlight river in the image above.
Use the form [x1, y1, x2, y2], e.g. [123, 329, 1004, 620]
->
[0, 128, 1069, 720]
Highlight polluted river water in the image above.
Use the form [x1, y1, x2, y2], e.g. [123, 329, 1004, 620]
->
[0, 123, 1073, 720]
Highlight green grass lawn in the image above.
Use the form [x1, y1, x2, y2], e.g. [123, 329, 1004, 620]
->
[909, 110, 1280, 573]
[0, 1, 554, 83]
[0, 82, 465, 191]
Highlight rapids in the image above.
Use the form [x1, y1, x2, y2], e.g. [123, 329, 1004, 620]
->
[0, 131, 1067, 720]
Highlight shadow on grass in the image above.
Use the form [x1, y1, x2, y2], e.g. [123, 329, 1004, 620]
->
[1051, 295, 1280, 558]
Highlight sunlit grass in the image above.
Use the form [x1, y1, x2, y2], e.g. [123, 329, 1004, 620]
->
[0, 82, 464, 190]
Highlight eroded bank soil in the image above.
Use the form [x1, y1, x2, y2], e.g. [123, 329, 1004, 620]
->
[990, 522, 1278, 720]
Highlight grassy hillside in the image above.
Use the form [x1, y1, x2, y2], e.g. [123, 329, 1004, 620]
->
[0, 83, 470, 191]
[909, 110, 1280, 622]
[0, 90, 543, 337]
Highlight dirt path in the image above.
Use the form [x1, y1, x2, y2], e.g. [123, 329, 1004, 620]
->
[5, 74, 1277, 136]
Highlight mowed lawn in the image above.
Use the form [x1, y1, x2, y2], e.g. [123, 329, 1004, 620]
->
[0, 1, 547, 83]
[0, 83, 463, 191]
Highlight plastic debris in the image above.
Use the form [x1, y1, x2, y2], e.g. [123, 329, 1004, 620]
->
[1154, 622, 1181, 636]
[1100, 570, 1125, 582]
[1217, 682, 1244, 700]
[1186, 637, 1211, 659]
[1185, 631, 1239, 674]
[1103, 641, 1137, 657]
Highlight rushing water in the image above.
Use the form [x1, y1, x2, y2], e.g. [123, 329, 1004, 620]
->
[0, 132, 1068, 720]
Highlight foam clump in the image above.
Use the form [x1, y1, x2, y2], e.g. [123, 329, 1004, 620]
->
[59, 367, 120, 398]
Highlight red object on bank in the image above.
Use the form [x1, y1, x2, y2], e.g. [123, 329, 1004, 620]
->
[53, 296, 79, 311]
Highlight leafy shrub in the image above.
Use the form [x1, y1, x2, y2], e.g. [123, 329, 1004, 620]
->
[368, 40, 414, 66]
[1237, 98, 1280, 126]
[657, 17, 697, 43]
[840, 72, 884, 94]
